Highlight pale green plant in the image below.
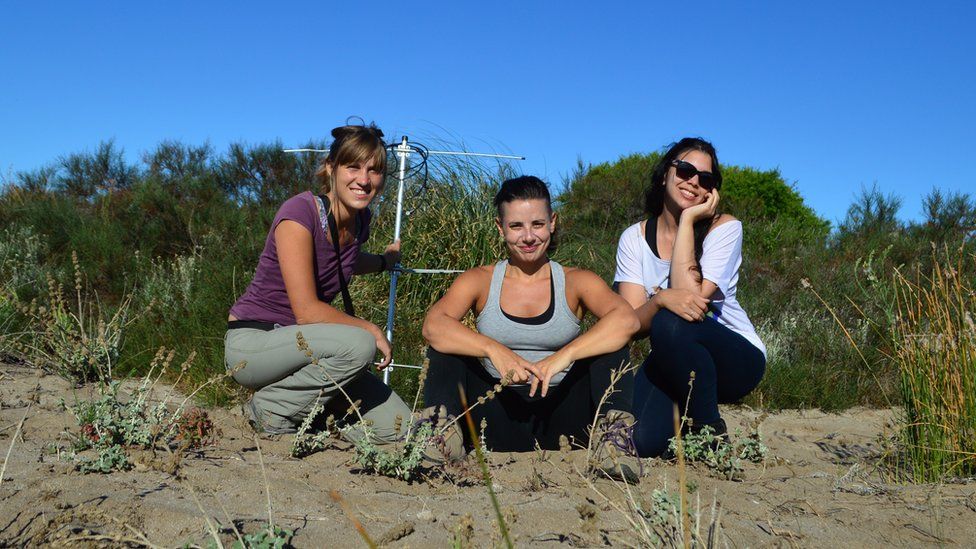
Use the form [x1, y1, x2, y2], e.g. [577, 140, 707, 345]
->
[350, 421, 434, 482]
[666, 420, 768, 480]
[584, 474, 727, 548]
[63, 348, 219, 473]
[4, 254, 148, 382]
[0, 225, 45, 292]
[137, 250, 200, 311]
[289, 398, 335, 458]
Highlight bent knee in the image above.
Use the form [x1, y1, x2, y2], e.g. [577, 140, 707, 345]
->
[340, 327, 377, 366]
[650, 309, 691, 347]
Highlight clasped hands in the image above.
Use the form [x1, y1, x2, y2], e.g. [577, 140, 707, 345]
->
[486, 344, 573, 399]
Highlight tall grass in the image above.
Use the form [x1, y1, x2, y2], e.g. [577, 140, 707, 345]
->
[891, 248, 976, 481]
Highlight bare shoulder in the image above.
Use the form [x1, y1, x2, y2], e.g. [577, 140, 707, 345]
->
[563, 266, 611, 290]
[449, 265, 493, 293]
[709, 213, 739, 231]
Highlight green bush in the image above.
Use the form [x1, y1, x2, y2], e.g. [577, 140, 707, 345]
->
[2, 137, 973, 415]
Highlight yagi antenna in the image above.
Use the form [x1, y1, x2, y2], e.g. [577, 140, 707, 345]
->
[286, 136, 525, 384]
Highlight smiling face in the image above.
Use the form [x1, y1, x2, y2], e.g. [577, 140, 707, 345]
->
[663, 149, 715, 211]
[326, 159, 385, 215]
[496, 198, 556, 263]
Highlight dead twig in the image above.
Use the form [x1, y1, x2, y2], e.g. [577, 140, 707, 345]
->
[0, 401, 32, 489]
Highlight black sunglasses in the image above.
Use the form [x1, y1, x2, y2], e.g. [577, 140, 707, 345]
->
[671, 160, 720, 191]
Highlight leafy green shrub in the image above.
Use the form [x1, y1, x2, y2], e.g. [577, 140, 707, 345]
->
[351, 421, 433, 481]
[64, 349, 220, 473]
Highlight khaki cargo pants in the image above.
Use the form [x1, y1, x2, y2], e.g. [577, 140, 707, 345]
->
[225, 323, 410, 443]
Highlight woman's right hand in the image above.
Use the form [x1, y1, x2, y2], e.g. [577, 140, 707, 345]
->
[367, 324, 393, 370]
[655, 288, 710, 322]
[486, 343, 539, 384]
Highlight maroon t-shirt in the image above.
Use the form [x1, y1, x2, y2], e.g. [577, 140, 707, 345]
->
[229, 191, 370, 326]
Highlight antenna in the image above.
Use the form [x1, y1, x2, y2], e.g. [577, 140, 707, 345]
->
[286, 135, 525, 384]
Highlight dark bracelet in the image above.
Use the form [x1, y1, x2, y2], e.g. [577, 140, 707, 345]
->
[378, 254, 387, 272]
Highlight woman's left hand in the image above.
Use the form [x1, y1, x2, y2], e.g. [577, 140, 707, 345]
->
[529, 351, 573, 398]
[383, 240, 401, 271]
[681, 188, 720, 224]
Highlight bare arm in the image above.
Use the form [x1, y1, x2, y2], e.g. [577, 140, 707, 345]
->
[618, 281, 709, 337]
[276, 220, 392, 368]
[422, 269, 540, 383]
[531, 270, 640, 396]
[670, 190, 720, 298]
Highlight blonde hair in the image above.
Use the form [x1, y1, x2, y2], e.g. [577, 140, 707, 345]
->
[314, 123, 387, 194]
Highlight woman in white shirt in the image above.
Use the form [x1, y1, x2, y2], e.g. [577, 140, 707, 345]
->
[614, 137, 766, 457]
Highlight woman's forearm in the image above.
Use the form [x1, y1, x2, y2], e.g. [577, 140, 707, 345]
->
[634, 294, 663, 335]
[422, 313, 497, 358]
[669, 215, 702, 293]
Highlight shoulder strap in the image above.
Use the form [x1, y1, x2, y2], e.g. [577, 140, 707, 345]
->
[644, 216, 660, 257]
[317, 195, 355, 317]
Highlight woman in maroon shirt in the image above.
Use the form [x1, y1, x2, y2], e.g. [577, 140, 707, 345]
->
[225, 122, 409, 440]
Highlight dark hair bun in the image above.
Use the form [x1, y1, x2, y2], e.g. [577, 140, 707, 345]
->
[331, 123, 384, 140]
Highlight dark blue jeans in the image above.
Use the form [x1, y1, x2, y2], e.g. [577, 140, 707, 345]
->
[633, 310, 765, 457]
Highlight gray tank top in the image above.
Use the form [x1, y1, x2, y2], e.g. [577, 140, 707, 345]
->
[476, 260, 581, 385]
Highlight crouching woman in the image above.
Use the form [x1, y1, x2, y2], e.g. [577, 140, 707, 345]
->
[224, 122, 410, 441]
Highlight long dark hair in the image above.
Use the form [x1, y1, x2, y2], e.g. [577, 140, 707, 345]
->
[643, 137, 722, 261]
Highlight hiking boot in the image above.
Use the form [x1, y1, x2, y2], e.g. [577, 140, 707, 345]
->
[589, 409, 641, 483]
[241, 400, 296, 435]
[416, 405, 466, 465]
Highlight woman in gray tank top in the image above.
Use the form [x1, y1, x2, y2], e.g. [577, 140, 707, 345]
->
[421, 176, 641, 480]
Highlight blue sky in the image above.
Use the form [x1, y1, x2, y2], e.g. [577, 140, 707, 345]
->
[2, 1, 973, 225]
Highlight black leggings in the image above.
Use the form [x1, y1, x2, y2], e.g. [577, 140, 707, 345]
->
[632, 310, 766, 457]
[423, 347, 632, 452]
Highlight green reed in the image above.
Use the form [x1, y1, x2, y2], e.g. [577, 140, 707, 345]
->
[891, 247, 976, 482]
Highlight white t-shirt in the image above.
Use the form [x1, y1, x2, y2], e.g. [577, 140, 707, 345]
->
[614, 220, 766, 357]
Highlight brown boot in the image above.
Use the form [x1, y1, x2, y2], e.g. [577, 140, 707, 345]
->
[416, 405, 466, 465]
[589, 409, 641, 483]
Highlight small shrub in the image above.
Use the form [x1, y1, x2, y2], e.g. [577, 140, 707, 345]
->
[0, 225, 46, 292]
[136, 250, 200, 312]
[64, 349, 219, 473]
[229, 524, 294, 549]
[351, 421, 434, 482]
[289, 399, 335, 458]
[667, 420, 768, 481]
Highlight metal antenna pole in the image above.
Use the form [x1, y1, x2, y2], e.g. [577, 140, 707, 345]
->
[383, 137, 411, 384]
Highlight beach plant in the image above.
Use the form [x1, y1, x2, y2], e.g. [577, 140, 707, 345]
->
[584, 472, 726, 548]
[136, 250, 200, 313]
[350, 421, 433, 482]
[890, 247, 976, 482]
[2, 253, 147, 383]
[289, 398, 335, 458]
[0, 224, 46, 293]
[222, 525, 293, 549]
[63, 348, 221, 473]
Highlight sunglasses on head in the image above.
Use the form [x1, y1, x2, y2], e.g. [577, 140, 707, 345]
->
[671, 160, 720, 191]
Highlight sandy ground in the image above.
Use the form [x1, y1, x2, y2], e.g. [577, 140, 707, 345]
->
[1, 361, 975, 548]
